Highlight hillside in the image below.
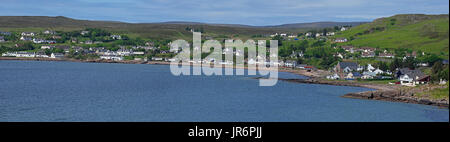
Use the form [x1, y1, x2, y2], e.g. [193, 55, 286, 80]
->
[0, 16, 365, 40]
[336, 14, 449, 58]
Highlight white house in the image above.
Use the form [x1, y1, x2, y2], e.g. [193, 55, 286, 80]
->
[16, 52, 36, 58]
[335, 38, 347, 43]
[100, 55, 123, 61]
[50, 53, 64, 58]
[41, 45, 54, 49]
[21, 32, 35, 36]
[367, 64, 375, 72]
[326, 73, 340, 80]
[340, 27, 347, 31]
[373, 68, 384, 75]
[110, 35, 122, 40]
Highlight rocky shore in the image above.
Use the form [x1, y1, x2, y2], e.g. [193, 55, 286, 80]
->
[280, 78, 449, 108]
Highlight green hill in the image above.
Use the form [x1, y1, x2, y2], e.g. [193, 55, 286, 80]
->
[0, 16, 364, 41]
[336, 14, 449, 58]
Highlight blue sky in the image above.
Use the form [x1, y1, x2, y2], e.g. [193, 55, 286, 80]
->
[1, 0, 448, 26]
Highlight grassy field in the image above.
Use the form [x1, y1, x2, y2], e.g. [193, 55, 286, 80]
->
[417, 83, 449, 100]
[335, 14, 449, 58]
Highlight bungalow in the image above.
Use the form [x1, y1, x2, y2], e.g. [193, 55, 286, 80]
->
[361, 51, 375, 58]
[43, 30, 56, 34]
[345, 72, 361, 80]
[405, 51, 417, 58]
[117, 48, 133, 56]
[335, 38, 347, 43]
[41, 45, 55, 49]
[110, 35, 122, 40]
[20, 36, 33, 41]
[50, 53, 64, 58]
[315, 33, 322, 37]
[378, 52, 395, 58]
[16, 51, 36, 58]
[326, 73, 340, 80]
[359, 47, 376, 52]
[21, 32, 35, 36]
[35, 52, 49, 58]
[284, 60, 297, 68]
[362, 71, 377, 79]
[0, 31, 11, 35]
[341, 46, 354, 53]
[2, 52, 17, 57]
[373, 68, 384, 75]
[81, 31, 90, 35]
[33, 38, 45, 44]
[100, 55, 123, 61]
[305, 32, 312, 37]
[326, 32, 335, 36]
[151, 57, 164, 61]
[288, 35, 297, 38]
[132, 51, 145, 55]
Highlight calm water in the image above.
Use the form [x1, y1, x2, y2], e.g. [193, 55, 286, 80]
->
[0, 60, 448, 122]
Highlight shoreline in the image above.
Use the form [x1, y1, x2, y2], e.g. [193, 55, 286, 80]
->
[1, 57, 448, 108]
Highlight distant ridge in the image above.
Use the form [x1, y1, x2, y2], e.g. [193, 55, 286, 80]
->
[0, 16, 367, 28]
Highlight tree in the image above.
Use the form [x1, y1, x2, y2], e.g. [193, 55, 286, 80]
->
[431, 62, 444, 82]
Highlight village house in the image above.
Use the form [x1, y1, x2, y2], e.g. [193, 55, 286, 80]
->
[0, 31, 12, 36]
[2, 52, 16, 57]
[20, 36, 33, 41]
[361, 51, 375, 58]
[305, 32, 312, 37]
[335, 61, 359, 73]
[403, 51, 417, 60]
[81, 31, 89, 35]
[359, 47, 376, 52]
[41, 45, 55, 49]
[43, 30, 56, 35]
[0, 36, 5, 42]
[35, 51, 49, 58]
[21, 32, 35, 36]
[151, 57, 164, 61]
[315, 33, 322, 37]
[326, 32, 335, 36]
[326, 73, 340, 80]
[340, 27, 347, 31]
[284, 60, 297, 68]
[396, 68, 430, 86]
[100, 55, 123, 61]
[362, 71, 377, 79]
[334, 38, 347, 43]
[345, 72, 361, 80]
[378, 52, 395, 58]
[110, 35, 122, 40]
[341, 46, 354, 53]
[288, 35, 297, 38]
[15, 51, 36, 58]
[50, 53, 64, 58]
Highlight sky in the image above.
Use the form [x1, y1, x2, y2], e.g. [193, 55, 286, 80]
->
[1, 0, 448, 26]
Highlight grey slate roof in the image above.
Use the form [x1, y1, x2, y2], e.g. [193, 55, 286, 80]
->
[339, 62, 358, 70]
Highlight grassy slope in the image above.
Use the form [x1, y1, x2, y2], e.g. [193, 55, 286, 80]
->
[0, 16, 337, 41]
[336, 14, 449, 58]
